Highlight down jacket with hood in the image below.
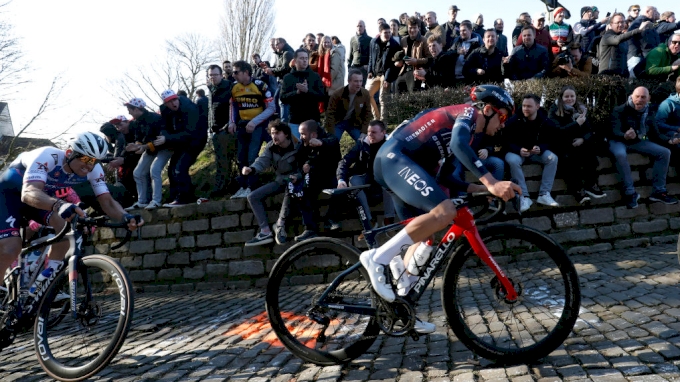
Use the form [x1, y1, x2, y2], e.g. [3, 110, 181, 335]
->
[656, 93, 680, 137]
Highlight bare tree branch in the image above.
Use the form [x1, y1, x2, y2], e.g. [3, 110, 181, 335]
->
[0, 0, 28, 101]
[107, 33, 217, 108]
[218, 0, 276, 62]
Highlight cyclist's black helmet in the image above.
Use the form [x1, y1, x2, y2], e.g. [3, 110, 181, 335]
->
[470, 84, 515, 115]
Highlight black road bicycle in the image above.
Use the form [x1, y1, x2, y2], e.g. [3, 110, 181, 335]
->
[266, 185, 581, 366]
[0, 215, 138, 381]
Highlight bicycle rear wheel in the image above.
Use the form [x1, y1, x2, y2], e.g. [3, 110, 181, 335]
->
[34, 255, 134, 381]
[442, 224, 580, 364]
[266, 237, 380, 365]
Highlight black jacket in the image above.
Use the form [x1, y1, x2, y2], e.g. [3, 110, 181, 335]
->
[337, 138, 385, 183]
[348, 31, 372, 67]
[132, 110, 166, 155]
[160, 95, 206, 152]
[295, 129, 341, 190]
[609, 100, 668, 144]
[627, 16, 660, 59]
[598, 28, 644, 76]
[502, 108, 558, 155]
[441, 20, 461, 50]
[424, 51, 458, 88]
[657, 20, 680, 43]
[506, 43, 549, 80]
[209, 78, 232, 132]
[271, 43, 294, 82]
[280, 67, 325, 124]
[367, 37, 401, 81]
[463, 46, 504, 84]
[547, 104, 599, 155]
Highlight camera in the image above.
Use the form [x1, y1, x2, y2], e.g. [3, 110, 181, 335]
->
[556, 52, 572, 65]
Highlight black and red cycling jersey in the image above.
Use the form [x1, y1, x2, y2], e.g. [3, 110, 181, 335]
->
[389, 104, 489, 180]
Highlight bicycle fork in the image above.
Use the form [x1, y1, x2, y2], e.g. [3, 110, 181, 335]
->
[454, 207, 519, 302]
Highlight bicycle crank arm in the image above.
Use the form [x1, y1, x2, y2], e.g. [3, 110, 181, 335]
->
[317, 303, 376, 316]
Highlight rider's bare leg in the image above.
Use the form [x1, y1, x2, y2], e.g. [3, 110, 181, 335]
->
[372, 199, 456, 264]
[0, 237, 23, 279]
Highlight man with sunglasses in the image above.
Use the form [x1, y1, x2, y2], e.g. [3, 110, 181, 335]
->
[627, 5, 641, 25]
[359, 85, 519, 334]
[645, 33, 680, 81]
[0, 132, 143, 296]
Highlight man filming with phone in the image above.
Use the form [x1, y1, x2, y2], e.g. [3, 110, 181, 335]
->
[394, 16, 431, 94]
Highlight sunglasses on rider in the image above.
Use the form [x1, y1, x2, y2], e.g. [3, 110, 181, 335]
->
[489, 105, 509, 124]
[75, 155, 97, 165]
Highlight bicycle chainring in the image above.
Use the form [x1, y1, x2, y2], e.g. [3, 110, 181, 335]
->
[0, 309, 18, 351]
[375, 296, 415, 337]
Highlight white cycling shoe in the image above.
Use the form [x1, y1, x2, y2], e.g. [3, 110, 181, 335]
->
[360, 250, 395, 302]
[414, 318, 436, 334]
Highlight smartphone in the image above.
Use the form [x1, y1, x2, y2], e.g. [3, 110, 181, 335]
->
[403, 55, 411, 60]
[606, 12, 611, 17]
[259, 62, 267, 68]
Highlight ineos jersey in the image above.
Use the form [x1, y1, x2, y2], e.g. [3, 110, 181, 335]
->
[389, 104, 489, 179]
[9, 147, 109, 197]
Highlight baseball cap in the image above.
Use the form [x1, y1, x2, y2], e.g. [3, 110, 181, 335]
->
[534, 12, 546, 21]
[109, 115, 128, 125]
[161, 89, 178, 103]
[124, 98, 146, 109]
[449, 5, 461, 12]
[591, 6, 599, 12]
[392, 51, 406, 62]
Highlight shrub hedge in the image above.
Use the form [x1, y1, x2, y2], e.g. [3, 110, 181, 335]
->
[382, 77, 675, 129]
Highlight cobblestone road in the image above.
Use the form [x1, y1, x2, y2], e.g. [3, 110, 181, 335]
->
[3, 243, 680, 381]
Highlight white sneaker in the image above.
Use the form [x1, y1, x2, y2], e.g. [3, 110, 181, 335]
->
[414, 318, 436, 334]
[230, 188, 246, 199]
[53, 291, 70, 302]
[537, 193, 559, 207]
[359, 250, 395, 302]
[520, 196, 533, 212]
[144, 200, 161, 210]
[124, 201, 148, 211]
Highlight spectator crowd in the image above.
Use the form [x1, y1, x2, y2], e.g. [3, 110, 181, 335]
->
[97, 3, 680, 246]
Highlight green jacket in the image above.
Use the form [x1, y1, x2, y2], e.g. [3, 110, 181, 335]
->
[645, 43, 680, 79]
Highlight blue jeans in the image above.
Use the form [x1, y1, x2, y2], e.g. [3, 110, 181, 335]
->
[349, 174, 395, 222]
[451, 156, 505, 195]
[288, 123, 301, 140]
[236, 125, 264, 189]
[333, 120, 362, 142]
[609, 139, 670, 195]
[505, 150, 558, 196]
[133, 149, 173, 204]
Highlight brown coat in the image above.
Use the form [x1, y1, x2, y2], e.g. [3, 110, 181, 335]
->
[398, 34, 431, 76]
[324, 86, 372, 134]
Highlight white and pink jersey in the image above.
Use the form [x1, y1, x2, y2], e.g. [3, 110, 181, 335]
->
[9, 147, 109, 197]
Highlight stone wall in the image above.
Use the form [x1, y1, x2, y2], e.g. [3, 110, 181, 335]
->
[87, 153, 680, 292]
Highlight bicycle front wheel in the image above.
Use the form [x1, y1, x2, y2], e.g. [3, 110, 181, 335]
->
[34, 255, 134, 381]
[442, 224, 580, 364]
[265, 237, 380, 365]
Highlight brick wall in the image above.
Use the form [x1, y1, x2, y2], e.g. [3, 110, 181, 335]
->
[88, 153, 680, 292]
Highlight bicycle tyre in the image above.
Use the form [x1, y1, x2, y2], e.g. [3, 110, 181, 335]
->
[442, 224, 580, 364]
[33, 255, 134, 381]
[266, 237, 380, 365]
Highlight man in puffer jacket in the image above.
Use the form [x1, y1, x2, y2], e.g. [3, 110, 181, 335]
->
[655, 78, 680, 167]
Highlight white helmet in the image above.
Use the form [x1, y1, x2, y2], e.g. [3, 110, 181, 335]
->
[69, 132, 108, 160]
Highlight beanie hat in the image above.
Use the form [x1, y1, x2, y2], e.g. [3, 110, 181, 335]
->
[581, 6, 593, 17]
[553, 7, 566, 18]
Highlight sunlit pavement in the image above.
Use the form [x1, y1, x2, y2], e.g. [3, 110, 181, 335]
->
[3, 243, 680, 381]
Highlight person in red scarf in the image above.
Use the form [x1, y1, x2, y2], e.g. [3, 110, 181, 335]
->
[313, 36, 333, 113]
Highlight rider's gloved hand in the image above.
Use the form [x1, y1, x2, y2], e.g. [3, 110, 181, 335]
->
[57, 202, 79, 220]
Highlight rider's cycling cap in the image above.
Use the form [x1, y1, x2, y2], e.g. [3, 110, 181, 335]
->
[109, 115, 128, 125]
[69, 131, 108, 160]
[470, 84, 515, 114]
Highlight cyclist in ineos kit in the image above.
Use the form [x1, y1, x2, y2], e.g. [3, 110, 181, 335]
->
[0, 132, 143, 292]
[361, 85, 520, 333]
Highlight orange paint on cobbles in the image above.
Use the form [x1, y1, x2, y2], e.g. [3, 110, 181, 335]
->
[223, 311, 340, 348]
